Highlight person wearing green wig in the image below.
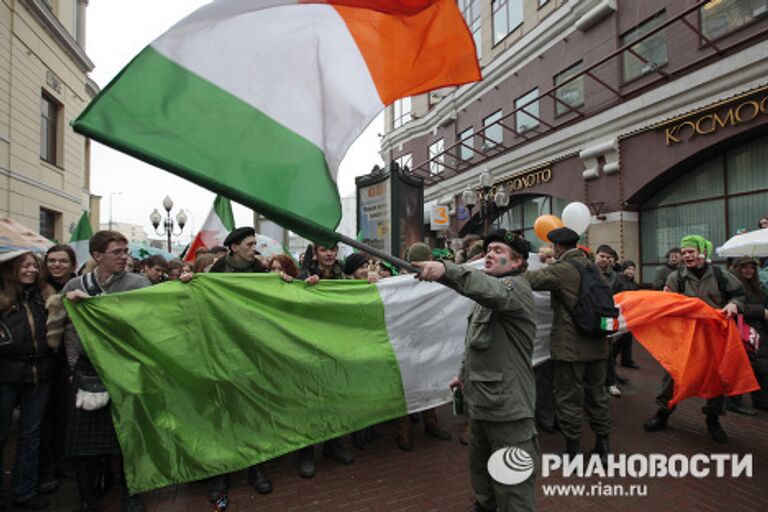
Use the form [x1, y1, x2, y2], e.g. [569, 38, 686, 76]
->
[644, 234, 745, 444]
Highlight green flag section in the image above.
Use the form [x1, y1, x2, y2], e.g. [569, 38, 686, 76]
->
[65, 274, 408, 493]
[68, 211, 93, 268]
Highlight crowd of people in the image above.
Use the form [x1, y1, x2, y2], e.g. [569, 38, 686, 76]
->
[1, 217, 767, 511]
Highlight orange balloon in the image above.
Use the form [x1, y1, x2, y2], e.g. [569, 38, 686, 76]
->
[534, 215, 564, 242]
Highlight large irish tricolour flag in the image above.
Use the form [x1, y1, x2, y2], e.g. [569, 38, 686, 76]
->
[72, 0, 480, 242]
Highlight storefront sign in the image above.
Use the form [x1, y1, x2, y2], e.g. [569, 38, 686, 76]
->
[430, 205, 450, 231]
[507, 168, 552, 191]
[358, 179, 391, 254]
[664, 94, 768, 145]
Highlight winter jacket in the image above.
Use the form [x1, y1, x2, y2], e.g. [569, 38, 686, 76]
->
[441, 262, 536, 424]
[0, 285, 55, 384]
[524, 248, 609, 362]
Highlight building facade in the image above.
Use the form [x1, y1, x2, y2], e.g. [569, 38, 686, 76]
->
[98, 221, 148, 245]
[0, 0, 98, 242]
[381, 0, 768, 282]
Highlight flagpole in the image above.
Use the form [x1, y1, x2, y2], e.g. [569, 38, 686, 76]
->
[336, 233, 420, 274]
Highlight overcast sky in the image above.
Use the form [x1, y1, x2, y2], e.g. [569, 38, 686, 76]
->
[86, 1, 383, 243]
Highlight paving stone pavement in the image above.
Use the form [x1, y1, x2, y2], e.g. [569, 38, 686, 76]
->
[4, 344, 766, 511]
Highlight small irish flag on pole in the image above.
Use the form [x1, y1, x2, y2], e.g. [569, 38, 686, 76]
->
[68, 211, 93, 269]
[72, 0, 481, 244]
[184, 195, 235, 262]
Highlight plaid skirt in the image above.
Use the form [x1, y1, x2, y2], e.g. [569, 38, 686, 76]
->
[64, 367, 120, 457]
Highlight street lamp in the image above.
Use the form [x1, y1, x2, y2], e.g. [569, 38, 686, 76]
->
[109, 192, 122, 231]
[150, 195, 188, 253]
[462, 169, 510, 232]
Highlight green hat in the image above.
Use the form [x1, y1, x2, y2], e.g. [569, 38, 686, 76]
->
[680, 235, 713, 258]
[406, 242, 432, 263]
[466, 240, 485, 260]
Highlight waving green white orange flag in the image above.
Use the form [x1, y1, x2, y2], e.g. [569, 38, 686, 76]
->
[72, 0, 480, 243]
[615, 291, 759, 406]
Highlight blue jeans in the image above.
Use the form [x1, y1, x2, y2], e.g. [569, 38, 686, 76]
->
[0, 381, 52, 501]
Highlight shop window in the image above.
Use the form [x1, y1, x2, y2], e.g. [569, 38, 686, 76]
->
[483, 110, 503, 148]
[492, 0, 523, 45]
[395, 153, 412, 171]
[393, 97, 411, 129]
[642, 157, 724, 208]
[726, 134, 768, 194]
[460, 0, 482, 59]
[621, 11, 668, 83]
[496, 195, 567, 251]
[515, 88, 539, 133]
[459, 127, 474, 160]
[554, 62, 584, 116]
[640, 133, 768, 281]
[41, 92, 60, 165]
[700, 0, 765, 40]
[428, 138, 444, 176]
[39, 207, 59, 241]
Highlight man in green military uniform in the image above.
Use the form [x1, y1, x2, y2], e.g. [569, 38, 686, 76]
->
[413, 229, 537, 512]
[643, 235, 744, 443]
[524, 228, 611, 459]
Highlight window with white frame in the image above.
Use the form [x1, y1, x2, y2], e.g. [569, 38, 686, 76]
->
[700, 0, 764, 40]
[429, 139, 445, 176]
[554, 62, 584, 116]
[482, 111, 503, 148]
[459, 127, 474, 160]
[621, 11, 667, 82]
[40, 92, 60, 165]
[492, 0, 523, 45]
[393, 97, 412, 129]
[515, 88, 539, 132]
[460, 0, 482, 59]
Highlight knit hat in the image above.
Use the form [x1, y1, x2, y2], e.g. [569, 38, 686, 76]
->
[680, 235, 713, 258]
[343, 253, 368, 276]
[466, 240, 485, 260]
[406, 242, 432, 263]
[732, 256, 758, 268]
[620, 260, 636, 271]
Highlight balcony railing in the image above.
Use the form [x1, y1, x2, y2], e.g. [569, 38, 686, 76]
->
[406, 0, 768, 186]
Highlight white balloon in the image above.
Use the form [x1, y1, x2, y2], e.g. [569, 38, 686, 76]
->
[561, 202, 591, 235]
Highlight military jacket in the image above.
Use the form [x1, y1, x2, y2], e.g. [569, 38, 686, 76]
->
[665, 264, 744, 310]
[442, 262, 536, 423]
[524, 248, 609, 362]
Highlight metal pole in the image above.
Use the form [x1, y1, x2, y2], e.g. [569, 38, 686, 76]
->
[336, 233, 420, 273]
[166, 216, 172, 253]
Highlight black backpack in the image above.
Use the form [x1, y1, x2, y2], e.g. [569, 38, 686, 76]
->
[565, 260, 620, 337]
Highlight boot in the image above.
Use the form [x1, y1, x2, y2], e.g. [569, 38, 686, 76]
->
[207, 474, 230, 504]
[423, 410, 452, 441]
[706, 415, 728, 444]
[591, 435, 610, 466]
[563, 438, 579, 458]
[395, 416, 413, 451]
[75, 458, 98, 510]
[122, 494, 144, 512]
[297, 446, 316, 478]
[643, 407, 670, 432]
[322, 438, 354, 465]
[247, 465, 273, 495]
[351, 431, 366, 449]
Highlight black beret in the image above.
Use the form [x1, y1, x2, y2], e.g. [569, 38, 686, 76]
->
[620, 260, 636, 271]
[223, 227, 256, 248]
[547, 227, 580, 245]
[343, 253, 368, 276]
[483, 229, 530, 260]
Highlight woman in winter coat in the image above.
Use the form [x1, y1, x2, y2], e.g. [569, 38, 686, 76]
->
[0, 252, 55, 510]
[729, 257, 768, 413]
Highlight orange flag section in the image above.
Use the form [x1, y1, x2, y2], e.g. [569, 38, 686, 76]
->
[614, 291, 759, 406]
[333, 0, 481, 105]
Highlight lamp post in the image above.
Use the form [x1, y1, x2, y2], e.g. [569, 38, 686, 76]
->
[462, 169, 510, 233]
[150, 195, 188, 253]
[109, 192, 122, 231]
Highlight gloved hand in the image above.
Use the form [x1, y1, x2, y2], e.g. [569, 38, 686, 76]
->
[75, 389, 110, 411]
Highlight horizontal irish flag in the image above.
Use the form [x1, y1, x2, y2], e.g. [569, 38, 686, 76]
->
[72, 0, 480, 243]
[183, 195, 235, 262]
[64, 270, 550, 493]
[614, 290, 758, 406]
